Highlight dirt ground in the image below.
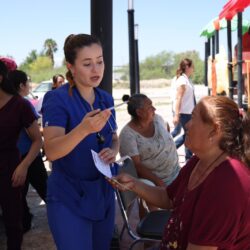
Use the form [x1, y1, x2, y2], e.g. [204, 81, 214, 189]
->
[0, 86, 207, 250]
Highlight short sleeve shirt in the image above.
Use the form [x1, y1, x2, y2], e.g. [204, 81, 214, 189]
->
[119, 114, 179, 184]
[42, 84, 116, 179]
[0, 95, 36, 174]
[17, 100, 40, 155]
[173, 74, 195, 114]
[160, 156, 250, 250]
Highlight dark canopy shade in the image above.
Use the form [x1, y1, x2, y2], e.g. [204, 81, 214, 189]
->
[219, 0, 250, 20]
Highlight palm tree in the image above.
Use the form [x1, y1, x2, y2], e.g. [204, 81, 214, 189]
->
[43, 39, 58, 67]
[26, 50, 38, 64]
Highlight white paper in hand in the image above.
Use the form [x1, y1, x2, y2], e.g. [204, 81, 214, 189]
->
[91, 150, 112, 178]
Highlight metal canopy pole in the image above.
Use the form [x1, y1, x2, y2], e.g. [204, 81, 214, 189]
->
[212, 35, 216, 60]
[206, 37, 211, 95]
[128, 0, 136, 95]
[227, 19, 234, 99]
[134, 24, 140, 93]
[215, 30, 220, 54]
[207, 37, 211, 56]
[237, 12, 243, 108]
[91, 0, 113, 94]
[204, 40, 209, 87]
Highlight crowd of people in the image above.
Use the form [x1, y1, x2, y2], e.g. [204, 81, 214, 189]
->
[0, 33, 250, 250]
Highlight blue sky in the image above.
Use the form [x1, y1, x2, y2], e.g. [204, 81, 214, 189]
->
[1, 0, 250, 67]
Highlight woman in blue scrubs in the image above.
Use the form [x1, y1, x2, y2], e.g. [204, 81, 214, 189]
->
[42, 34, 119, 250]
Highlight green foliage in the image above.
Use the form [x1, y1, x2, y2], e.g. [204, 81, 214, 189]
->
[29, 65, 67, 83]
[171, 50, 204, 84]
[25, 50, 38, 64]
[19, 50, 39, 72]
[120, 50, 204, 84]
[29, 56, 52, 71]
[21, 56, 66, 83]
[18, 38, 66, 83]
[140, 51, 174, 80]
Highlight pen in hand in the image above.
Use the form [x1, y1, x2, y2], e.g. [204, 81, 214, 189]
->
[108, 94, 130, 111]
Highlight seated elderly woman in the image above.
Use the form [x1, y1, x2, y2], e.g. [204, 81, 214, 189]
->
[113, 95, 250, 250]
[119, 93, 180, 187]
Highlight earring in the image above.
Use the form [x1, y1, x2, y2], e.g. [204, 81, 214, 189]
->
[209, 137, 213, 143]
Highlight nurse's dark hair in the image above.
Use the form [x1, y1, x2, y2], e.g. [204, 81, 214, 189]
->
[199, 96, 250, 167]
[8, 70, 28, 94]
[0, 61, 17, 95]
[125, 93, 148, 119]
[63, 34, 102, 95]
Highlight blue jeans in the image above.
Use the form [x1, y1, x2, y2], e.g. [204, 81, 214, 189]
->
[176, 113, 193, 161]
[175, 133, 185, 149]
[171, 122, 182, 138]
[171, 111, 185, 149]
[172, 122, 185, 149]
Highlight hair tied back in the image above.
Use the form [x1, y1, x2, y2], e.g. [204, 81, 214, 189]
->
[122, 94, 130, 103]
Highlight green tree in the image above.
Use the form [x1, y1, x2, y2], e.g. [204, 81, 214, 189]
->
[140, 51, 175, 80]
[19, 50, 38, 71]
[26, 50, 38, 64]
[29, 56, 52, 72]
[115, 50, 204, 83]
[172, 50, 204, 84]
[43, 39, 58, 67]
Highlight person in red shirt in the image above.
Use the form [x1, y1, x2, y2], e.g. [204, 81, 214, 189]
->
[0, 61, 42, 250]
[113, 95, 250, 250]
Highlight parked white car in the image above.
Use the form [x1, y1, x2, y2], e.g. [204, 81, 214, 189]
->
[32, 80, 53, 98]
[29, 80, 53, 113]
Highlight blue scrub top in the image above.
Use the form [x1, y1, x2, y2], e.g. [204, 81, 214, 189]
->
[42, 84, 116, 221]
[17, 99, 40, 156]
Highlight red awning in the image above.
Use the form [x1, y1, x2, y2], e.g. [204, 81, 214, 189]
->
[219, 0, 250, 20]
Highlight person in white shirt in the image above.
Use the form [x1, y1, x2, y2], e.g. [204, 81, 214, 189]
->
[170, 76, 183, 142]
[173, 58, 195, 161]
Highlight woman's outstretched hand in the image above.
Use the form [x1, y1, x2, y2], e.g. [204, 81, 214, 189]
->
[107, 173, 136, 191]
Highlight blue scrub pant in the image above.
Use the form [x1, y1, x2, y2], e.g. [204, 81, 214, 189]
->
[47, 199, 115, 250]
